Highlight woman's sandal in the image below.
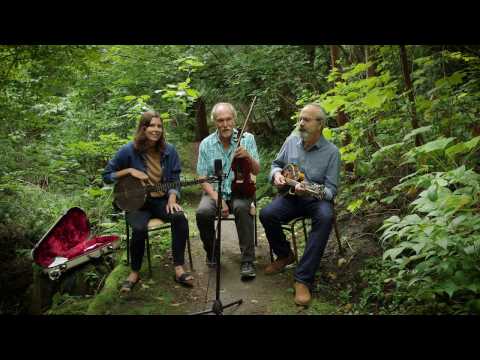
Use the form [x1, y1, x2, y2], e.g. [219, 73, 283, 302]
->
[174, 272, 194, 288]
[120, 279, 140, 293]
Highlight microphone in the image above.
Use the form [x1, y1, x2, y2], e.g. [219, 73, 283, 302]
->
[214, 159, 223, 178]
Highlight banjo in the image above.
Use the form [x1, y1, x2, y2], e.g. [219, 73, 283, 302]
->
[114, 175, 217, 211]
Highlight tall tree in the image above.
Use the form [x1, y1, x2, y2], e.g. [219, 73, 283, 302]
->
[329, 45, 353, 172]
[399, 45, 424, 146]
[194, 96, 209, 142]
[329, 46, 350, 128]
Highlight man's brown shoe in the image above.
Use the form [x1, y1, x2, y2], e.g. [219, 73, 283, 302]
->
[294, 282, 311, 306]
[264, 253, 295, 275]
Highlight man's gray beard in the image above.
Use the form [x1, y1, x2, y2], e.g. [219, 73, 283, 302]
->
[299, 130, 309, 140]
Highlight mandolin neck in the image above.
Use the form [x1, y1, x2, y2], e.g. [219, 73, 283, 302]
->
[284, 178, 323, 199]
[285, 178, 300, 188]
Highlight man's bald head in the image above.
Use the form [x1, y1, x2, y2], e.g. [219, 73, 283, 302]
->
[301, 103, 327, 127]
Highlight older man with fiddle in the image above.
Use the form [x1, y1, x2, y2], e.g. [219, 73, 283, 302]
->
[196, 102, 260, 280]
[259, 103, 341, 306]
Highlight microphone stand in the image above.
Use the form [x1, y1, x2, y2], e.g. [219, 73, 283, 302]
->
[191, 167, 243, 315]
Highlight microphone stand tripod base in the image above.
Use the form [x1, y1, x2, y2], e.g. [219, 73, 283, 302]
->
[191, 298, 243, 315]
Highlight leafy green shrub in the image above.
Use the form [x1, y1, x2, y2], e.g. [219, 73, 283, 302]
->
[380, 166, 480, 312]
[0, 182, 122, 247]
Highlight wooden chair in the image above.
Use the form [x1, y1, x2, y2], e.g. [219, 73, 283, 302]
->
[125, 214, 194, 278]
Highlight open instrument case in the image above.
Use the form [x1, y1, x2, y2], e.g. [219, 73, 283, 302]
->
[32, 207, 120, 281]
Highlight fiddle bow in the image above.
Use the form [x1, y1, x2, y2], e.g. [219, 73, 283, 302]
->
[228, 96, 257, 198]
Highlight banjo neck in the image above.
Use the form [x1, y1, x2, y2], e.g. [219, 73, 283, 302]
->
[145, 178, 214, 194]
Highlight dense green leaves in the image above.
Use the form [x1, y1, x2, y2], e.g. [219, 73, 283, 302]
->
[2, 45, 480, 314]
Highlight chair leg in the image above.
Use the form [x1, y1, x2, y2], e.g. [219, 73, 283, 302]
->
[125, 215, 130, 266]
[333, 214, 344, 255]
[254, 214, 258, 247]
[146, 235, 152, 278]
[291, 223, 299, 264]
[186, 236, 194, 271]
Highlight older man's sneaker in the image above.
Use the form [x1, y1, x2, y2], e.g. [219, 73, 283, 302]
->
[240, 261, 256, 280]
[264, 253, 295, 275]
[294, 282, 311, 306]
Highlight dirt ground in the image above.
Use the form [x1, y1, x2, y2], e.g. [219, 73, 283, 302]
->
[135, 209, 383, 315]
[15, 199, 385, 315]
[176, 219, 326, 315]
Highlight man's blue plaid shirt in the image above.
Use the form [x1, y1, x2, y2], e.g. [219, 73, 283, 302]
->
[197, 128, 259, 200]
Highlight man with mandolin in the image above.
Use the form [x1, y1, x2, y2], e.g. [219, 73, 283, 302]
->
[196, 102, 260, 280]
[103, 111, 194, 293]
[259, 103, 341, 306]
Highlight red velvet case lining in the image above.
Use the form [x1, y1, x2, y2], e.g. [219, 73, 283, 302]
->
[33, 207, 119, 268]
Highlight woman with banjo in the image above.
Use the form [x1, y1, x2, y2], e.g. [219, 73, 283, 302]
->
[103, 111, 195, 292]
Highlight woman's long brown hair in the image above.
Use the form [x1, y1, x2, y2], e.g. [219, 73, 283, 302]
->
[133, 111, 166, 155]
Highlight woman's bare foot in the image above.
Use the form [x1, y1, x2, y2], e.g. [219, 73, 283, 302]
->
[174, 265, 194, 287]
[120, 271, 140, 293]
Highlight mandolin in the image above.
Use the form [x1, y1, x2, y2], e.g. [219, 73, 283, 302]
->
[280, 163, 326, 200]
[114, 175, 217, 211]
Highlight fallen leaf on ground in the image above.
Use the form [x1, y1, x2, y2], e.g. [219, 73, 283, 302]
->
[337, 258, 347, 267]
[170, 302, 185, 307]
[141, 284, 150, 289]
[327, 272, 337, 280]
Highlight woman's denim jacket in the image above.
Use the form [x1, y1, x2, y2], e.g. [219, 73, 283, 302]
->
[102, 141, 182, 199]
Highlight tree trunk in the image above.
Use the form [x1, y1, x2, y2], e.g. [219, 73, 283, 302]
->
[329, 45, 353, 172]
[399, 45, 423, 146]
[365, 46, 377, 78]
[304, 45, 316, 70]
[194, 96, 209, 142]
[329, 46, 350, 128]
[365, 46, 380, 150]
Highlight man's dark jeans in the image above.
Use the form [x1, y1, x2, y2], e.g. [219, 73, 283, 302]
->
[126, 196, 189, 272]
[259, 195, 333, 287]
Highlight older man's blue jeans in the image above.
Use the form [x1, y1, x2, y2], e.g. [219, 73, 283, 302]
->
[259, 195, 333, 288]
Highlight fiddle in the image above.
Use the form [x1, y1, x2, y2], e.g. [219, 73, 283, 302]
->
[230, 96, 257, 198]
[231, 131, 256, 197]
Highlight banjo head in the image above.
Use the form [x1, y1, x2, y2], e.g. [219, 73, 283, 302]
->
[114, 176, 146, 211]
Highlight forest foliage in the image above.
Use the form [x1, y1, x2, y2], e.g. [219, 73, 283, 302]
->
[1, 45, 479, 314]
